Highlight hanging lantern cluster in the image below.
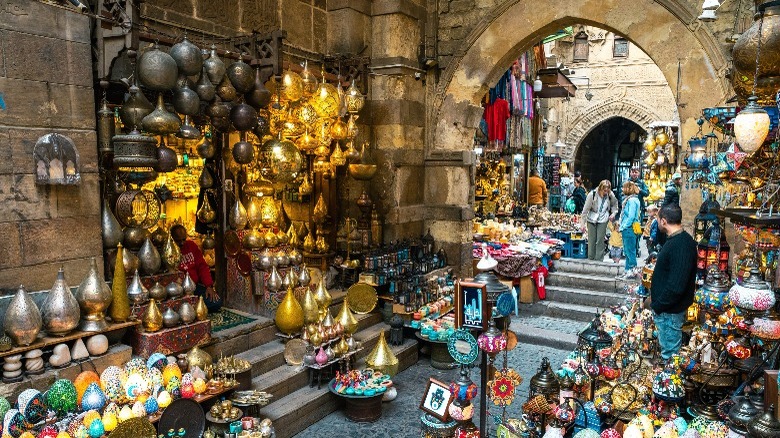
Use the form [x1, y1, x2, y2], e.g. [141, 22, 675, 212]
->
[641, 126, 678, 203]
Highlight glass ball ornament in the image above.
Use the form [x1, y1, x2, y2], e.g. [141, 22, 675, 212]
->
[259, 137, 302, 183]
[17, 389, 46, 424]
[293, 102, 319, 128]
[477, 319, 507, 355]
[330, 118, 349, 141]
[296, 129, 318, 153]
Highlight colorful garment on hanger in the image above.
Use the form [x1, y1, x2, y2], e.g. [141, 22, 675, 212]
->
[484, 97, 510, 142]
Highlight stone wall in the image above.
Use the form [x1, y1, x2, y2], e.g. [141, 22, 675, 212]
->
[0, 2, 100, 293]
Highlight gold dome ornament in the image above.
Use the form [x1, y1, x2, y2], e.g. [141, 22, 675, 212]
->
[366, 331, 399, 377]
[281, 68, 304, 102]
[311, 75, 340, 118]
[163, 232, 182, 270]
[346, 115, 359, 139]
[293, 102, 319, 128]
[315, 234, 329, 253]
[296, 129, 318, 154]
[186, 345, 213, 370]
[643, 136, 656, 152]
[345, 80, 365, 114]
[336, 299, 359, 335]
[299, 172, 313, 196]
[259, 196, 279, 227]
[301, 287, 320, 325]
[195, 296, 208, 321]
[655, 130, 669, 147]
[275, 286, 304, 335]
[246, 197, 263, 229]
[313, 279, 332, 312]
[329, 118, 349, 142]
[143, 299, 163, 332]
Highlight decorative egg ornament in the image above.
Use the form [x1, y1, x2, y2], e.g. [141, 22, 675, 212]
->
[162, 363, 182, 386]
[46, 379, 78, 416]
[144, 396, 158, 415]
[101, 411, 118, 432]
[17, 389, 46, 424]
[87, 419, 104, 438]
[73, 371, 100, 405]
[80, 383, 106, 411]
[82, 410, 100, 428]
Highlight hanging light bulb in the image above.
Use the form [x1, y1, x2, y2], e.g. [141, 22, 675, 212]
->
[300, 61, 318, 97]
[734, 95, 770, 153]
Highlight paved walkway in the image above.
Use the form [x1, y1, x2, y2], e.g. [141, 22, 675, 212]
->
[293, 316, 575, 438]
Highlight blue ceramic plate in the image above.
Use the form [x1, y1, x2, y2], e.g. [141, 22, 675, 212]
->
[495, 292, 515, 317]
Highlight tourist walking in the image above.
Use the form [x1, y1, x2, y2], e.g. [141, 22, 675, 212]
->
[528, 169, 548, 207]
[617, 181, 641, 276]
[650, 203, 697, 362]
[629, 167, 649, 255]
[580, 180, 618, 261]
[571, 177, 587, 214]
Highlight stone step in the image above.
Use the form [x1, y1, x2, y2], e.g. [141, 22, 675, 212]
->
[237, 311, 383, 379]
[511, 321, 580, 352]
[555, 258, 625, 276]
[546, 271, 618, 292]
[523, 301, 601, 322]
[545, 286, 627, 308]
[251, 321, 398, 401]
[258, 337, 418, 438]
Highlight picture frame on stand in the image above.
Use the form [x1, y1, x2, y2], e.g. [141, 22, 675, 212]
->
[420, 378, 454, 421]
[455, 281, 488, 330]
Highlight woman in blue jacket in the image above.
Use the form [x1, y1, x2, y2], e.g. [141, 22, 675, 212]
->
[618, 181, 641, 275]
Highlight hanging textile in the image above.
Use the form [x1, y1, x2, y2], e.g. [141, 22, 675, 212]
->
[484, 97, 510, 143]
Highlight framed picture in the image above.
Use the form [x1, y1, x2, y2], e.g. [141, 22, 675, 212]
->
[420, 378, 454, 421]
[455, 281, 488, 330]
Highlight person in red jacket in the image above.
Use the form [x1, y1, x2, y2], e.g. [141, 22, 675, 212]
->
[171, 224, 222, 312]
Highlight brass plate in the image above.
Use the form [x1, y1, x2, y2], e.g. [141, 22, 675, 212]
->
[284, 338, 308, 365]
[224, 230, 241, 257]
[108, 418, 157, 438]
[346, 283, 378, 314]
[506, 330, 518, 351]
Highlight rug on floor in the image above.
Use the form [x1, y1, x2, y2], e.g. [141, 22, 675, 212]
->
[208, 308, 257, 332]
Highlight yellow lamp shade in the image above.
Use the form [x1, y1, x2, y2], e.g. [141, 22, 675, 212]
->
[311, 81, 340, 118]
[281, 69, 304, 102]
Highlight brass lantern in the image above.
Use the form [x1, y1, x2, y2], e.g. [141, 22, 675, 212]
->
[529, 357, 560, 403]
[311, 78, 340, 119]
[259, 196, 279, 227]
[281, 68, 304, 103]
[345, 80, 365, 114]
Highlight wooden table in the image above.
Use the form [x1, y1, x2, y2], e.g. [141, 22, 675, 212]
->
[0, 320, 139, 359]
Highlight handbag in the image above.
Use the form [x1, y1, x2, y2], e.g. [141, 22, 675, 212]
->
[632, 221, 642, 235]
[564, 198, 575, 213]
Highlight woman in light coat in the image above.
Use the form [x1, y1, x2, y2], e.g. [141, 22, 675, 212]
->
[619, 181, 641, 273]
[580, 180, 619, 260]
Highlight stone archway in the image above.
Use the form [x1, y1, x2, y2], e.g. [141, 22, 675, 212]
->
[562, 98, 662, 161]
[424, 0, 732, 273]
[429, 0, 729, 156]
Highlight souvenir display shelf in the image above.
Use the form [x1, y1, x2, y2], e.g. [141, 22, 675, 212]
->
[712, 208, 780, 227]
[128, 319, 212, 356]
[148, 385, 236, 424]
[328, 378, 385, 422]
[0, 320, 139, 359]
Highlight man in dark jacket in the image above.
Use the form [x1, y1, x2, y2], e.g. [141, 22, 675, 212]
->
[650, 203, 696, 361]
[663, 173, 682, 206]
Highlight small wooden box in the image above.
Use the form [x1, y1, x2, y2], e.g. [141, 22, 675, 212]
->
[519, 276, 536, 304]
[764, 370, 779, 419]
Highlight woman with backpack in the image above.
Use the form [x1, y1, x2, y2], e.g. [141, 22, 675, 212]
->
[580, 180, 619, 261]
[618, 181, 642, 277]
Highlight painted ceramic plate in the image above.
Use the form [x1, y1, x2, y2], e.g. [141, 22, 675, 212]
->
[284, 339, 308, 366]
[447, 329, 479, 365]
[495, 292, 515, 317]
[346, 283, 378, 314]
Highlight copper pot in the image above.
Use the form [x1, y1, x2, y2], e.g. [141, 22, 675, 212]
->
[204, 45, 226, 85]
[142, 94, 182, 135]
[227, 60, 254, 94]
[173, 80, 200, 116]
[138, 44, 178, 91]
[230, 103, 258, 131]
[169, 35, 202, 76]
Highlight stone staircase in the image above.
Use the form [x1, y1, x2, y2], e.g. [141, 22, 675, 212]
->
[203, 290, 418, 438]
[513, 258, 628, 352]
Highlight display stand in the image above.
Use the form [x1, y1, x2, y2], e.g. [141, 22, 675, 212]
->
[0, 320, 139, 360]
[328, 379, 384, 422]
[415, 332, 456, 370]
[128, 319, 211, 356]
[304, 347, 362, 389]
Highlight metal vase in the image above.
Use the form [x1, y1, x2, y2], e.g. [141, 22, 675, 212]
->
[204, 45, 226, 85]
[195, 296, 209, 321]
[182, 272, 197, 295]
[196, 66, 216, 102]
[267, 265, 282, 292]
[198, 167, 214, 189]
[169, 35, 203, 76]
[138, 237, 161, 276]
[149, 281, 167, 301]
[141, 94, 182, 135]
[143, 299, 163, 332]
[122, 246, 139, 275]
[229, 198, 248, 231]
[137, 44, 178, 91]
[102, 201, 123, 249]
[127, 270, 148, 305]
[298, 264, 311, 287]
[4, 285, 43, 346]
[109, 244, 131, 323]
[162, 307, 180, 328]
[41, 268, 81, 336]
[166, 281, 184, 299]
[163, 233, 181, 271]
[75, 257, 113, 332]
[179, 301, 196, 324]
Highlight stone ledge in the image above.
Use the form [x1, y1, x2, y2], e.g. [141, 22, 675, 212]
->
[327, 0, 372, 15]
[371, 0, 427, 20]
[365, 99, 425, 126]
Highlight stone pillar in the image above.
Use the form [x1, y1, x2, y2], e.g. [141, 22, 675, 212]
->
[0, 2, 101, 293]
[366, 1, 430, 243]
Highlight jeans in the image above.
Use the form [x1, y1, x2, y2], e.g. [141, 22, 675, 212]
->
[622, 229, 637, 270]
[587, 221, 608, 260]
[655, 311, 686, 360]
[195, 283, 223, 313]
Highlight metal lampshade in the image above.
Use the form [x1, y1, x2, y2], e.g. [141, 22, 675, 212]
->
[702, 0, 720, 10]
[577, 315, 613, 350]
[529, 357, 560, 403]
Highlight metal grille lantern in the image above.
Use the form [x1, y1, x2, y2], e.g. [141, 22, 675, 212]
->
[577, 314, 613, 354]
[529, 357, 560, 404]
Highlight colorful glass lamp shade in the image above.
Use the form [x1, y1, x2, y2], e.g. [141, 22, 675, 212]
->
[734, 96, 770, 153]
